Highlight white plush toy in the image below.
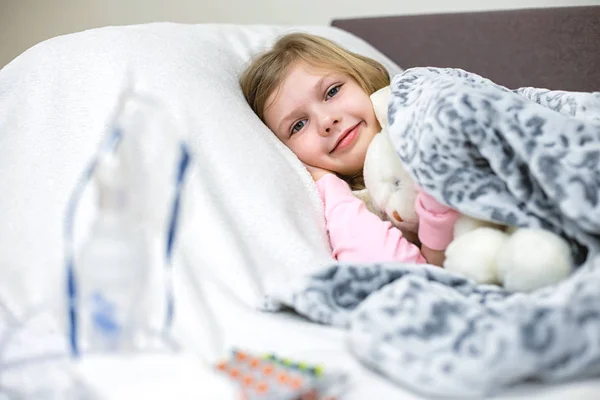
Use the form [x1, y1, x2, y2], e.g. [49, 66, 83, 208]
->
[363, 86, 573, 292]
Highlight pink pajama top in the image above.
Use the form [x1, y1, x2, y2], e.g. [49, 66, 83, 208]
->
[315, 174, 459, 263]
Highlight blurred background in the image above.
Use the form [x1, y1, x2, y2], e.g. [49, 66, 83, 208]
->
[1, 0, 599, 68]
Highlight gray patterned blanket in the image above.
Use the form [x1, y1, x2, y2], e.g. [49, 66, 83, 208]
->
[264, 68, 600, 397]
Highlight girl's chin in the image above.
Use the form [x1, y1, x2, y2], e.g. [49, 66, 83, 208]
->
[338, 161, 365, 178]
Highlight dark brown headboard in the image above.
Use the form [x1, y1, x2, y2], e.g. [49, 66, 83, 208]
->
[332, 6, 600, 92]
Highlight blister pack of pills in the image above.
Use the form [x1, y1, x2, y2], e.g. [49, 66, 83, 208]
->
[215, 349, 349, 400]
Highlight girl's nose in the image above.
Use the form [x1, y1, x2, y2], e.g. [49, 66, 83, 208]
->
[322, 118, 339, 135]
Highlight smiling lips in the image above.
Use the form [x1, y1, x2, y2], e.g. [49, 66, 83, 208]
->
[331, 122, 361, 153]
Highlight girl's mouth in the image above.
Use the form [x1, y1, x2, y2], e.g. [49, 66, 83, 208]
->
[331, 122, 361, 153]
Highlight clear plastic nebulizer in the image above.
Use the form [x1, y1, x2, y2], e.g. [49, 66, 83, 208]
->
[76, 150, 150, 353]
[66, 91, 190, 358]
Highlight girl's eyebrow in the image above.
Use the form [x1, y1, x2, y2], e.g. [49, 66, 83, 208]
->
[277, 73, 336, 134]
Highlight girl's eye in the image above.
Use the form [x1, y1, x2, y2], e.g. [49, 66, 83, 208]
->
[290, 119, 307, 136]
[326, 84, 341, 100]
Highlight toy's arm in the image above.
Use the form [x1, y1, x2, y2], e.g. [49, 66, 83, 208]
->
[316, 174, 426, 264]
[415, 191, 460, 251]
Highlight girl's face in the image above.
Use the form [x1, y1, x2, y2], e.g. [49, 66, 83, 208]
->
[263, 62, 381, 177]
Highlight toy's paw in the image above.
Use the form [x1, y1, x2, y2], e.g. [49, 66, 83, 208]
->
[453, 215, 505, 238]
[496, 228, 572, 292]
[363, 133, 419, 227]
[444, 227, 510, 284]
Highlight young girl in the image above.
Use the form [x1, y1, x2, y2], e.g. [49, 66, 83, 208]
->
[240, 33, 458, 266]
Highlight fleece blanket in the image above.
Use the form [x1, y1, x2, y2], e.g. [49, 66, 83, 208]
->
[264, 68, 600, 397]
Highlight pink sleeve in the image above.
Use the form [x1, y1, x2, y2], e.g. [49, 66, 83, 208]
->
[415, 190, 460, 251]
[315, 174, 425, 264]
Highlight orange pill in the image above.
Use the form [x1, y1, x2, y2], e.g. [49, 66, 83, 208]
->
[256, 382, 269, 394]
[216, 361, 228, 371]
[243, 375, 254, 386]
[262, 365, 274, 375]
[249, 358, 260, 368]
[277, 372, 289, 384]
[290, 377, 303, 389]
[230, 368, 241, 378]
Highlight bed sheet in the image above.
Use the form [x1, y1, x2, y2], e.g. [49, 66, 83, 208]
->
[4, 276, 598, 399]
[74, 279, 599, 399]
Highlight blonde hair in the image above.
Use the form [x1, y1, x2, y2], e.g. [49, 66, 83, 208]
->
[240, 32, 390, 122]
[239, 32, 390, 189]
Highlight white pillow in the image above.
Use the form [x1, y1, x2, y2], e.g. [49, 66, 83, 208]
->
[0, 23, 402, 336]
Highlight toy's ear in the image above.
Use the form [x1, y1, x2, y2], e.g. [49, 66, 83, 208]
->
[370, 86, 391, 128]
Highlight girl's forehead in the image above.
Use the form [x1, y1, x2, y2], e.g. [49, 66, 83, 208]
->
[293, 61, 344, 77]
[270, 64, 337, 100]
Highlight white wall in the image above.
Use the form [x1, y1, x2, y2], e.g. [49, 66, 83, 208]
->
[1, 0, 598, 68]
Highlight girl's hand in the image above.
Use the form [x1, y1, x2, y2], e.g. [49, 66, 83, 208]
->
[304, 163, 332, 182]
[421, 245, 446, 267]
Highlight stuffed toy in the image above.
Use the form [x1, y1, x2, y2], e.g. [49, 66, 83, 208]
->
[361, 86, 572, 292]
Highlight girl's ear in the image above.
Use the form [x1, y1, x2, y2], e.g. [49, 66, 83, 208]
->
[370, 86, 391, 128]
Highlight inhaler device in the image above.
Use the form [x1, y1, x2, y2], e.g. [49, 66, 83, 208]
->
[66, 91, 190, 356]
[76, 151, 150, 352]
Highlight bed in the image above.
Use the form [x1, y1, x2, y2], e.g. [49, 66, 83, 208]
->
[0, 5, 599, 399]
